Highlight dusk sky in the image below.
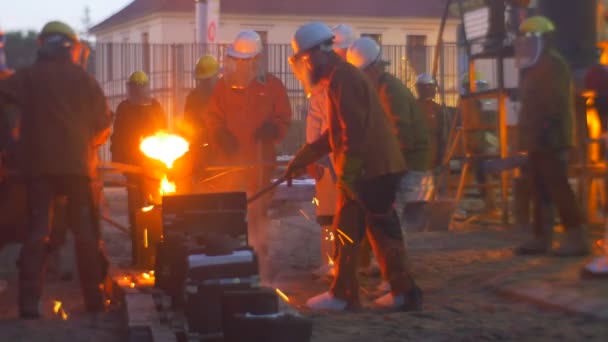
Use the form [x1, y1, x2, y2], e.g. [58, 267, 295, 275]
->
[0, 0, 132, 32]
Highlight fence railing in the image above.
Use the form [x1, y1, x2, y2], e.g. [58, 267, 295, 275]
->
[95, 42, 462, 161]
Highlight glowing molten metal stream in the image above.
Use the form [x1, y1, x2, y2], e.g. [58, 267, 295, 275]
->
[139, 132, 189, 196]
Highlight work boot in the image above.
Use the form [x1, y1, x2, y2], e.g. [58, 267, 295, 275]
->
[552, 228, 589, 257]
[374, 286, 423, 311]
[305, 291, 350, 311]
[514, 237, 550, 255]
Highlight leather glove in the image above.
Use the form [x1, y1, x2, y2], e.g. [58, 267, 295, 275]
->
[284, 144, 323, 184]
[254, 120, 280, 142]
[307, 164, 324, 181]
[215, 127, 239, 155]
[336, 154, 363, 201]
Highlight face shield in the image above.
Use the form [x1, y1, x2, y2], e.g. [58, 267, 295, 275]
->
[223, 55, 261, 89]
[514, 33, 544, 69]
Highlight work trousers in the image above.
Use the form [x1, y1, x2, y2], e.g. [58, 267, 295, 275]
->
[19, 176, 107, 313]
[528, 151, 583, 236]
[330, 173, 415, 303]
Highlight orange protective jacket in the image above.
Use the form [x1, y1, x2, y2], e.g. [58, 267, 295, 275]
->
[206, 73, 292, 167]
[0, 59, 112, 178]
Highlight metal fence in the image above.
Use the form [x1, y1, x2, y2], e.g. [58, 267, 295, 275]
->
[95, 42, 462, 161]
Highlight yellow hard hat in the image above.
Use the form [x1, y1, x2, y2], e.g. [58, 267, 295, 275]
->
[39, 21, 78, 42]
[519, 16, 555, 35]
[195, 55, 219, 79]
[128, 70, 149, 85]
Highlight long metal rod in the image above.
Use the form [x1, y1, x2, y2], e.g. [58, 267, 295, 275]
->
[247, 177, 286, 204]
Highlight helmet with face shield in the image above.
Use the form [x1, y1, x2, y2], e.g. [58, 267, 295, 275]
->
[224, 30, 264, 89]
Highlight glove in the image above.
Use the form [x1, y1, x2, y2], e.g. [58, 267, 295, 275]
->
[254, 120, 280, 142]
[215, 127, 239, 155]
[284, 144, 324, 183]
[307, 164, 324, 181]
[336, 154, 364, 200]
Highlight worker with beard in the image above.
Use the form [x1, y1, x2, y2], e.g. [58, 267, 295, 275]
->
[287, 22, 422, 311]
[0, 21, 112, 318]
[110, 70, 167, 263]
[514, 16, 587, 256]
[178, 55, 220, 192]
[206, 30, 291, 267]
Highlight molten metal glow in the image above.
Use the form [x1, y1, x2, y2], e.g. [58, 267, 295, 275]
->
[130, 282, 136, 288]
[160, 175, 176, 196]
[275, 288, 290, 303]
[139, 131, 189, 169]
[53, 301, 61, 314]
[144, 228, 149, 249]
[142, 272, 151, 280]
[312, 197, 320, 206]
[142, 205, 155, 212]
[53, 300, 68, 320]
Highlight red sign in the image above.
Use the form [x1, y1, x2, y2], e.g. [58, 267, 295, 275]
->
[207, 21, 217, 43]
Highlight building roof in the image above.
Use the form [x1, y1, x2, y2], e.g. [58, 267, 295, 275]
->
[91, 0, 450, 33]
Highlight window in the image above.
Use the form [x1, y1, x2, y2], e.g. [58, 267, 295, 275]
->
[407, 35, 427, 74]
[361, 33, 382, 44]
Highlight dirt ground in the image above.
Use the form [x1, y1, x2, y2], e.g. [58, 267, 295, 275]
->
[1, 186, 608, 341]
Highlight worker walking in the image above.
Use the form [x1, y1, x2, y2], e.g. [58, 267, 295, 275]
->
[110, 70, 167, 262]
[287, 22, 422, 311]
[0, 21, 112, 318]
[347, 37, 434, 235]
[514, 16, 588, 256]
[206, 30, 292, 266]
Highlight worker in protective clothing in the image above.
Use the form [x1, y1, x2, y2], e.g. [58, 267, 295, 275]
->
[348, 37, 433, 238]
[110, 70, 167, 262]
[0, 21, 112, 318]
[287, 22, 422, 311]
[416, 73, 446, 168]
[179, 55, 220, 192]
[206, 30, 291, 265]
[513, 16, 587, 256]
[0, 31, 13, 80]
[331, 24, 356, 59]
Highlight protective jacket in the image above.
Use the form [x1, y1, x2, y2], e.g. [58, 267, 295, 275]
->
[183, 87, 214, 144]
[519, 49, 575, 153]
[0, 59, 112, 178]
[376, 72, 431, 171]
[111, 99, 167, 166]
[206, 73, 291, 167]
[417, 99, 444, 167]
[310, 60, 406, 180]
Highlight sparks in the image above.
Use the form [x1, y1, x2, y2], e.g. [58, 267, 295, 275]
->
[149, 270, 155, 276]
[299, 209, 312, 222]
[336, 228, 354, 244]
[53, 301, 62, 314]
[139, 131, 189, 169]
[144, 228, 149, 249]
[338, 234, 345, 246]
[141, 205, 154, 212]
[142, 272, 151, 279]
[312, 197, 320, 206]
[275, 288, 290, 303]
[327, 253, 335, 266]
[53, 300, 68, 320]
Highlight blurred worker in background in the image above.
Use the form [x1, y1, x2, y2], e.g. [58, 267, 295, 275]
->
[332, 24, 356, 60]
[111, 70, 167, 262]
[348, 37, 433, 243]
[287, 22, 422, 311]
[206, 30, 291, 267]
[0, 21, 112, 318]
[179, 55, 220, 192]
[416, 73, 446, 169]
[0, 30, 13, 80]
[514, 16, 587, 256]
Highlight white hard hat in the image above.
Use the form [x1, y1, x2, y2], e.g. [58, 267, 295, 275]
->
[332, 24, 356, 50]
[227, 30, 263, 59]
[346, 37, 382, 69]
[292, 22, 334, 56]
[416, 73, 436, 85]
